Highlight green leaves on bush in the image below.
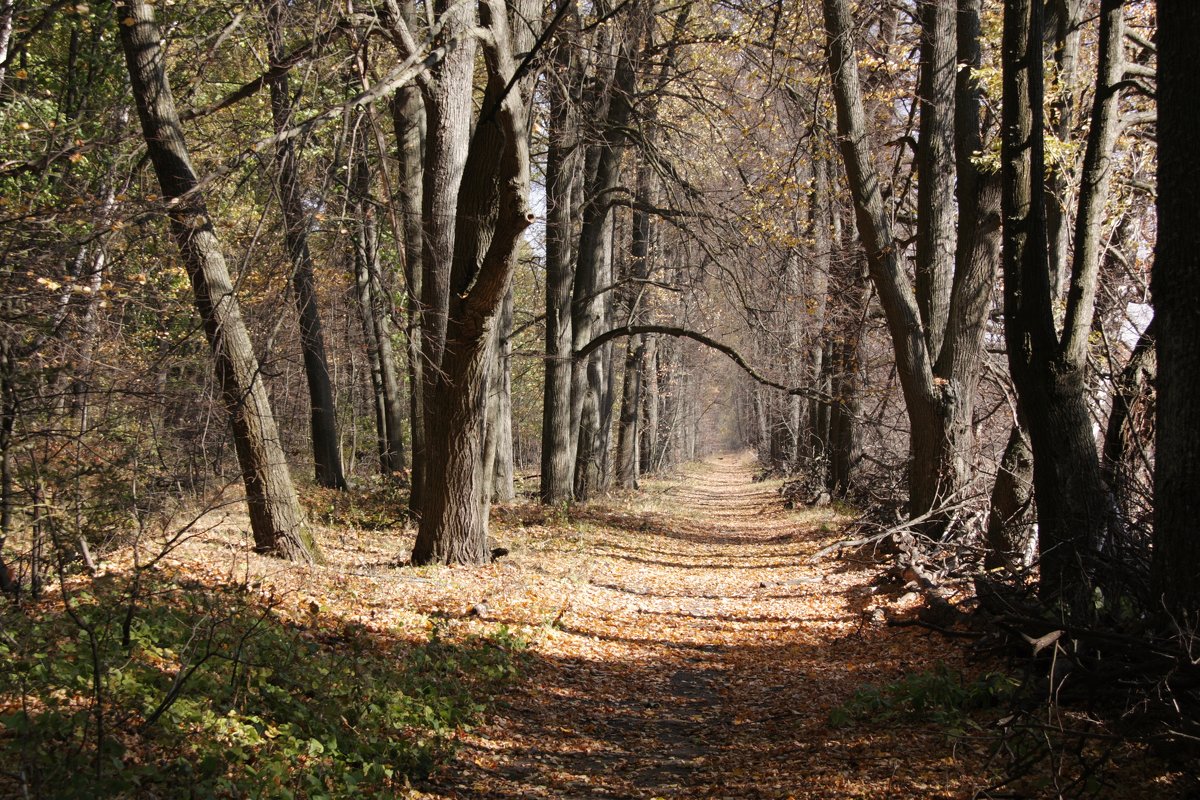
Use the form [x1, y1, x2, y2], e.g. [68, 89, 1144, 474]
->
[0, 574, 524, 798]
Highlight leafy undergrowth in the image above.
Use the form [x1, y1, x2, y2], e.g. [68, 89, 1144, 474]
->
[3, 453, 1193, 798]
[0, 569, 523, 799]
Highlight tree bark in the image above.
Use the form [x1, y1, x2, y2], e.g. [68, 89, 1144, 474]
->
[823, 0, 996, 528]
[117, 0, 317, 562]
[390, 21, 427, 509]
[984, 424, 1035, 571]
[490, 284, 516, 502]
[409, 0, 535, 564]
[539, 34, 580, 504]
[1000, 0, 1123, 605]
[1152, 0, 1200, 616]
[264, 0, 346, 490]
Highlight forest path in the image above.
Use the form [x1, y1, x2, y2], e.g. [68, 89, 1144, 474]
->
[414, 453, 985, 799]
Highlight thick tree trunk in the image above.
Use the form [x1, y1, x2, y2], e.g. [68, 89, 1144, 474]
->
[1000, 0, 1123, 605]
[1152, 0, 1200, 616]
[410, 0, 533, 563]
[118, 0, 317, 561]
[264, 0, 346, 490]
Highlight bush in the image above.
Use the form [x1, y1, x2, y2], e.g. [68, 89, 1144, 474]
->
[0, 572, 523, 798]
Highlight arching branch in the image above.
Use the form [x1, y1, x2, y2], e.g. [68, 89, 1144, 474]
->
[575, 324, 834, 404]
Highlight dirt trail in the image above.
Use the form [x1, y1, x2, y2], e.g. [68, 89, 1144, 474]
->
[416, 454, 985, 799]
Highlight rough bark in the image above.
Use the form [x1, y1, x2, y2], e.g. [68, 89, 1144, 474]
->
[1000, 0, 1123, 605]
[823, 0, 995, 526]
[1152, 0, 1200, 616]
[915, 0, 957, 359]
[117, 0, 317, 562]
[264, 0, 346, 490]
[539, 34, 579, 503]
[984, 424, 1035, 571]
[409, 0, 534, 564]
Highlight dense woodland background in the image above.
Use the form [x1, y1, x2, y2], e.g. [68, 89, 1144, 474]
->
[1, 0, 1198, 795]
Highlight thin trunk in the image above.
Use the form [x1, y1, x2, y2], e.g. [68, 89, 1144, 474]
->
[491, 284, 515, 502]
[265, 0, 346, 489]
[117, 0, 316, 561]
[391, 46, 427, 508]
[641, 336, 659, 472]
[539, 41, 579, 503]
[350, 126, 407, 477]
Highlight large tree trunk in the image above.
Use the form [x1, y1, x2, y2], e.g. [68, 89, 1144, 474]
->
[118, 0, 317, 561]
[1152, 0, 1200, 616]
[1000, 0, 1124, 605]
[409, 0, 534, 564]
[264, 0, 346, 490]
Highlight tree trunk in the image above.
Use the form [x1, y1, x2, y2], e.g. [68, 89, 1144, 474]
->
[539, 43, 579, 504]
[641, 336, 660, 472]
[984, 424, 1035, 571]
[349, 121, 407, 478]
[1000, 0, 1124, 605]
[264, 0, 346, 490]
[490, 284, 516, 502]
[409, 0, 534, 563]
[915, 0, 957, 360]
[391, 42, 427, 510]
[1152, 0, 1200, 616]
[117, 0, 317, 562]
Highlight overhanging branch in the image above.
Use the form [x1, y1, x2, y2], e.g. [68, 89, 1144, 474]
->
[575, 324, 834, 404]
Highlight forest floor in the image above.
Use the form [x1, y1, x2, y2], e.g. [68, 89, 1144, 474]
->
[101, 452, 1190, 799]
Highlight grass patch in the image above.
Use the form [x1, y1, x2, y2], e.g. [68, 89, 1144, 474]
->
[0, 570, 523, 799]
[829, 665, 1018, 735]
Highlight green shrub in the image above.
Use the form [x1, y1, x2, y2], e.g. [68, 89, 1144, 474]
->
[829, 665, 1018, 735]
[0, 573, 524, 798]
